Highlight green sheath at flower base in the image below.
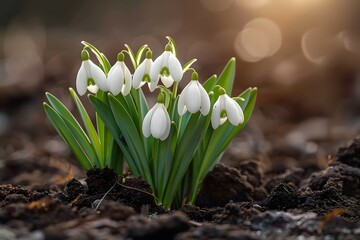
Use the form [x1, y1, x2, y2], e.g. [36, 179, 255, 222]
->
[157, 92, 165, 104]
[191, 71, 199, 81]
[146, 50, 152, 59]
[165, 44, 172, 52]
[117, 52, 125, 62]
[218, 87, 226, 95]
[81, 50, 90, 61]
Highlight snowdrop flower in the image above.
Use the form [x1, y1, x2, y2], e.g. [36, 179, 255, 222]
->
[107, 53, 132, 96]
[76, 50, 107, 96]
[149, 44, 183, 92]
[133, 50, 153, 89]
[211, 88, 244, 129]
[142, 93, 171, 141]
[178, 72, 210, 116]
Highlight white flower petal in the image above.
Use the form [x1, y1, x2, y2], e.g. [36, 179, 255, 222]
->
[225, 95, 243, 126]
[159, 104, 171, 141]
[211, 100, 221, 129]
[142, 106, 155, 138]
[107, 62, 124, 96]
[89, 61, 107, 91]
[168, 53, 183, 82]
[149, 78, 159, 92]
[161, 76, 174, 88]
[121, 64, 132, 96]
[150, 105, 167, 139]
[133, 60, 146, 89]
[219, 94, 226, 109]
[76, 63, 88, 96]
[198, 82, 210, 116]
[162, 51, 170, 68]
[145, 59, 152, 73]
[177, 87, 188, 116]
[150, 53, 164, 82]
[87, 84, 99, 94]
[186, 81, 201, 113]
[220, 117, 227, 125]
[83, 60, 91, 75]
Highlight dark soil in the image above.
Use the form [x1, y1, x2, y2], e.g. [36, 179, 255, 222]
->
[1, 137, 360, 239]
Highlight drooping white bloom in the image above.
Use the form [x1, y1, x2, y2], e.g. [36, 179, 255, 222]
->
[149, 44, 183, 92]
[133, 51, 153, 89]
[142, 102, 171, 141]
[211, 92, 244, 129]
[107, 53, 132, 96]
[76, 50, 107, 96]
[178, 73, 210, 116]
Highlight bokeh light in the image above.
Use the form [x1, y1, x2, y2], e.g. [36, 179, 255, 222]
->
[301, 28, 335, 64]
[234, 18, 282, 62]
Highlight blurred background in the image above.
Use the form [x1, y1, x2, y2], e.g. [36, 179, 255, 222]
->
[1, 0, 360, 183]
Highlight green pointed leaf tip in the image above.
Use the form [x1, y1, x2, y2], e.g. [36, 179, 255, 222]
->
[217, 58, 236, 95]
[45, 40, 257, 209]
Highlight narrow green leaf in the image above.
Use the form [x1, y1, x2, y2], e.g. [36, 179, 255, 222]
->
[69, 88, 102, 164]
[108, 94, 154, 187]
[202, 74, 218, 92]
[44, 103, 92, 170]
[182, 59, 197, 73]
[166, 36, 177, 56]
[125, 44, 137, 69]
[88, 95, 141, 176]
[195, 88, 257, 192]
[163, 113, 207, 207]
[100, 53, 112, 73]
[157, 123, 176, 202]
[81, 41, 110, 73]
[216, 58, 236, 95]
[45, 92, 82, 131]
[135, 44, 148, 66]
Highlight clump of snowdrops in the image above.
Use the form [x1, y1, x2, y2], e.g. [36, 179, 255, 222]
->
[44, 37, 257, 209]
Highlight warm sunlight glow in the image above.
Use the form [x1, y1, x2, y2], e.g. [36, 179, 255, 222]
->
[235, 0, 270, 9]
[201, 0, 234, 11]
[234, 18, 282, 62]
[301, 28, 335, 64]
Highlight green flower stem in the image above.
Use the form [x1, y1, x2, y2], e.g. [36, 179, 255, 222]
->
[172, 82, 178, 99]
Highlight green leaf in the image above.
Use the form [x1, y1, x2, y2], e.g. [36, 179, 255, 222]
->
[182, 59, 197, 73]
[100, 53, 112, 73]
[88, 95, 141, 176]
[69, 88, 103, 165]
[108, 94, 154, 187]
[163, 113, 207, 208]
[195, 88, 257, 194]
[157, 123, 176, 202]
[81, 41, 110, 73]
[125, 44, 137, 69]
[135, 44, 148, 66]
[202, 74, 218, 92]
[45, 92, 83, 131]
[44, 103, 92, 170]
[107, 139, 123, 174]
[166, 36, 177, 56]
[216, 58, 236, 95]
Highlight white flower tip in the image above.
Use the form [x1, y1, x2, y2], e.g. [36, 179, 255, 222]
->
[168, 54, 183, 82]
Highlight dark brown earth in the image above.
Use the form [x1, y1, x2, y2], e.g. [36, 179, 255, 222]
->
[0, 137, 359, 239]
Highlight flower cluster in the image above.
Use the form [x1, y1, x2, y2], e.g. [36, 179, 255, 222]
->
[76, 43, 244, 141]
[44, 38, 257, 209]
